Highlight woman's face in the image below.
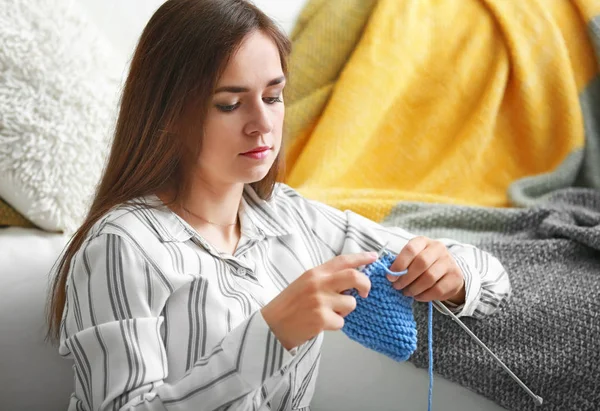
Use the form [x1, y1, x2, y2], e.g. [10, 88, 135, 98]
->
[199, 30, 286, 187]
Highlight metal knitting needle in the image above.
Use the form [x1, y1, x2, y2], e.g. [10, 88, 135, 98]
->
[346, 242, 391, 290]
[377, 241, 390, 258]
[378, 242, 543, 406]
[431, 300, 543, 406]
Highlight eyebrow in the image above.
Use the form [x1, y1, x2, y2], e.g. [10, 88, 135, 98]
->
[214, 76, 286, 94]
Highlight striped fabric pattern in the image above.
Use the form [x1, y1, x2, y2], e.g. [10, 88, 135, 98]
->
[59, 183, 511, 410]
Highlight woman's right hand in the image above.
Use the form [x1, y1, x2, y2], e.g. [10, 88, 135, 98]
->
[261, 252, 378, 351]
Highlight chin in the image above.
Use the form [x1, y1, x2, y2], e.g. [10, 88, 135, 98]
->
[240, 166, 272, 184]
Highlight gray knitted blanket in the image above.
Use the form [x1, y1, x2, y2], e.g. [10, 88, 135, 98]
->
[383, 189, 600, 410]
[375, 17, 600, 409]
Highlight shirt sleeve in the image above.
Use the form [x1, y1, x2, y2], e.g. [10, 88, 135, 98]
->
[59, 233, 296, 411]
[278, 185, 511, 319]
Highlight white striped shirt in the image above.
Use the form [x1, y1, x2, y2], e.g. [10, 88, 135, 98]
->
[59, 183, 511, 411]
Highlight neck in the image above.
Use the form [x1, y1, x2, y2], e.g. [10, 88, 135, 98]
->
[184, 178, 243, 227]
[159, 178, 244, 232]
[157, 176, 244, 255]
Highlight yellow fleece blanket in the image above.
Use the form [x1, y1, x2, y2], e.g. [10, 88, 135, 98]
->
[283, 0, 600, 222]
[2, 0, 599, 229]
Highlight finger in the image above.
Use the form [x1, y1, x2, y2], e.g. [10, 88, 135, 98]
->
[413, 273, 462, 302]
[387, 237, 429, 282]
[321, 252, 378, 274]
[393, 241, 446, 290]
[329, 268, 371, 298]
[322, 310, 345, 331]
[330, 294, 358, 317]
[399, 258, 446, 296]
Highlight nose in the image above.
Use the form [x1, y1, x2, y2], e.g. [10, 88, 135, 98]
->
[244, 102, 273, 136]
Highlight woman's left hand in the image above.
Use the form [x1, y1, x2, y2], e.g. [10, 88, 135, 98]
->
[387, 236, 465, 304]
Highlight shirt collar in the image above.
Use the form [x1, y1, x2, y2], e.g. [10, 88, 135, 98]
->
[142, 184, 294, 243]
[240, 184, 295, 238]
[140, 194, 192, 243]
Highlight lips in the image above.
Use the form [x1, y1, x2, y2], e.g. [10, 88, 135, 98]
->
[242, 146, 270, 155]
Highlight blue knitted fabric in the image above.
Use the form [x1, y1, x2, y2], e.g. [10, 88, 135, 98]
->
[342, 252, 418, 361]
[342, 252, 434, 410]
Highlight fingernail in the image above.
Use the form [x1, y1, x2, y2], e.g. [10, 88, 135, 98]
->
[368, 252, 378, 259]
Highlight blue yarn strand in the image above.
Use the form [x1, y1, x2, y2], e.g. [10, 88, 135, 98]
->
[342, 252, 434, 410]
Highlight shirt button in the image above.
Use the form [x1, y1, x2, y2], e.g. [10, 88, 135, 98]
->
[237, 267, 247, 276]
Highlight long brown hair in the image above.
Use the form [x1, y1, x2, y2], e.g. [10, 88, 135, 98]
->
[47, 0, 291, 342]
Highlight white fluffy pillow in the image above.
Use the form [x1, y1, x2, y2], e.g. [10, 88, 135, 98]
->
[0, 0, 121, 233]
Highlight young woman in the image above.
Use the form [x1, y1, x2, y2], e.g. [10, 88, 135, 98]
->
[47, 1, 511, 410]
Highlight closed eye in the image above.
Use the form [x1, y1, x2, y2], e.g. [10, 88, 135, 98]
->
[216, 103, 240, 112]
[264, 96, 283, 104]
[216, 96, 282, 113]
